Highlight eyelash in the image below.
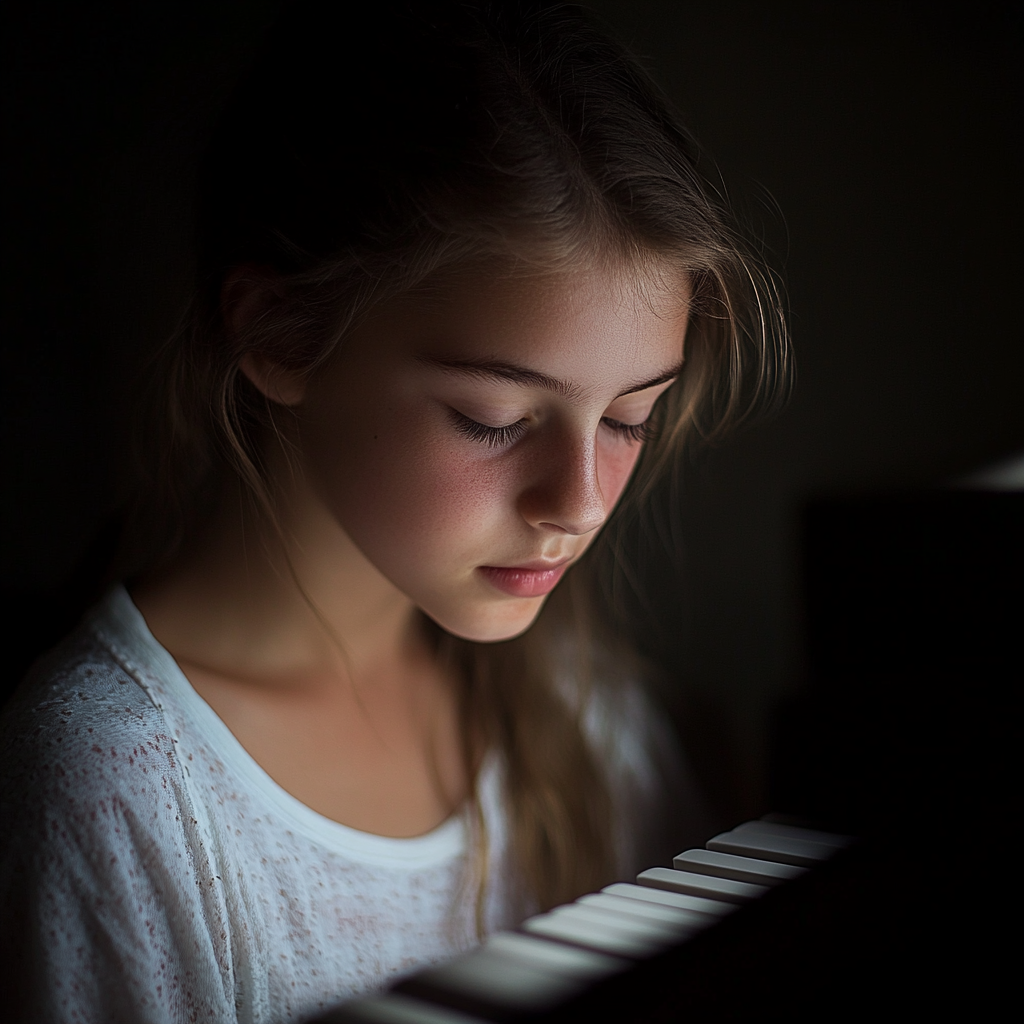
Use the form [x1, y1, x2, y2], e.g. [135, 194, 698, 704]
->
[603, 418, 657, 445]
[450, 411, 529, 448]
[450, 411, 655, 448]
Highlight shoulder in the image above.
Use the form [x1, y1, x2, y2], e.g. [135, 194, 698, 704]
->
[1, 621, 179, 797]
[0, 616, 192, 871]
[0, 616, 236, 1020]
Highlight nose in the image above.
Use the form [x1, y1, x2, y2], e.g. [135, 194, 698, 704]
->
[517, 429, 608, 536]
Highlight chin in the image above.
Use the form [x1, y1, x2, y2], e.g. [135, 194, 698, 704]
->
[426, 597, 546, 644]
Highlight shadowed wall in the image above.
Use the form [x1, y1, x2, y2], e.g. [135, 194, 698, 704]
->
[3, 1, 1021, 827]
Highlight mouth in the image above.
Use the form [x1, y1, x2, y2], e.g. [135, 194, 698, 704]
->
[477, 558, 571, 598]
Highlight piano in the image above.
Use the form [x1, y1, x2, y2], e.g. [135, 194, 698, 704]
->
[312, 487, 1020, 1021]
[312, 817, 858, 1023]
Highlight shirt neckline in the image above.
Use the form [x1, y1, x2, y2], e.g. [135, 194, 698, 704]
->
[88, 584, 472, 869]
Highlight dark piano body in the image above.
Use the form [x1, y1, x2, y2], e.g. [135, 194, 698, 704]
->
[314, 490, 1021, 1022]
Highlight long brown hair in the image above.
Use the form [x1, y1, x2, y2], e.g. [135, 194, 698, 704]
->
[119, 1, 790, 921]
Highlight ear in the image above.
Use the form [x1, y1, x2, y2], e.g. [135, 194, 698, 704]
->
[222, 266, 307, 407]
[238, 352, 307, 407]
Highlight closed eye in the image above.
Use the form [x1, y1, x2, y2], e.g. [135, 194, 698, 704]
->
[450, 409, 657, 448]
[449, 409, 528, 448]
[601, 417, 656, 444]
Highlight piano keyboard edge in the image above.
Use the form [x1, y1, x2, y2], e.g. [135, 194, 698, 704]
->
[315, 818, 853, 1024]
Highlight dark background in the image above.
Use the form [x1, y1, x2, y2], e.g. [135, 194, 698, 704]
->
[3, 1, 1022, 831]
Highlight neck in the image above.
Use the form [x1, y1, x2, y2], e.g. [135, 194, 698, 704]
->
[132, 472, 424, 691]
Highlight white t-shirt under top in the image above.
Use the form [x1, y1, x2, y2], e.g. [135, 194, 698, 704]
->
[0, 587, 696, 1023]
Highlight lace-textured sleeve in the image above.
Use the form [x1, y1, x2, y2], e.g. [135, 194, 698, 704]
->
[0, 636, 240, 1024]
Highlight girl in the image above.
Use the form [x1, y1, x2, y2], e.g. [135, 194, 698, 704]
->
[0, 1, 788, 1021]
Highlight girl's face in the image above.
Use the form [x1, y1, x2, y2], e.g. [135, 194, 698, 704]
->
[294, 261, 689, 642]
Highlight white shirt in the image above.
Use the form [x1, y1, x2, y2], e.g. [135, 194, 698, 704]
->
[0, 587, 694, 1023]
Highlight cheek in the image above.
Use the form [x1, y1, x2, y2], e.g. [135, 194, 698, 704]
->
[304, 398, 516, 571]
[364, 445, 510, 553]
[599, 443, 644, 508]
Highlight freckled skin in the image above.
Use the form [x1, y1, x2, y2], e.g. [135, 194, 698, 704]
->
[133, 261, 690, 837]
[297, 263, 690, 642]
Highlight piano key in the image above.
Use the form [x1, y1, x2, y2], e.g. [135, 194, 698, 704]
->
[706, 829, 839, 867]
[523, 903, 684, 959]
[556, 900, 700, 939]
[321, 992, 490, 1024]
[484, 930, 628, 981]
[601, 881, 735, 919]
[673, 848, 807, 885]
[398, 944, 590, 1013]
[636, 866, 770, 904]
[577, 891, 712, 930]
[312, 817, 856, 1024]
[737, 819, 854, 848]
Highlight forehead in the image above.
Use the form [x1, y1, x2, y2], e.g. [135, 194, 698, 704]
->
[379, 260, 690, 385]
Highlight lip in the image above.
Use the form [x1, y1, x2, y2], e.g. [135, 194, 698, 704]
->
[478, 559, 571, 598]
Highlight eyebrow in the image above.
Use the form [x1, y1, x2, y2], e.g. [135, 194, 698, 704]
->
[419, 356, 684, 399]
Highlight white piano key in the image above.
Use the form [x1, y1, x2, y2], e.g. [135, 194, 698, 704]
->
[577, 892, 710, 930]
[484, 931, 628, 980]
[522, 915, 657, 959]
[738, 819, 854, 848]
[550, 901, 694, 940]
[523, 903, 679, 959]
[407, 946, 587, 1012]
[331, 993, 489, 1024]
[329, 817, 854, 1024]
[636, 866, 770, 905]
[673, 848, 807, 885]
[601, 881, 735, 919]
[706, 829, 838, 867]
